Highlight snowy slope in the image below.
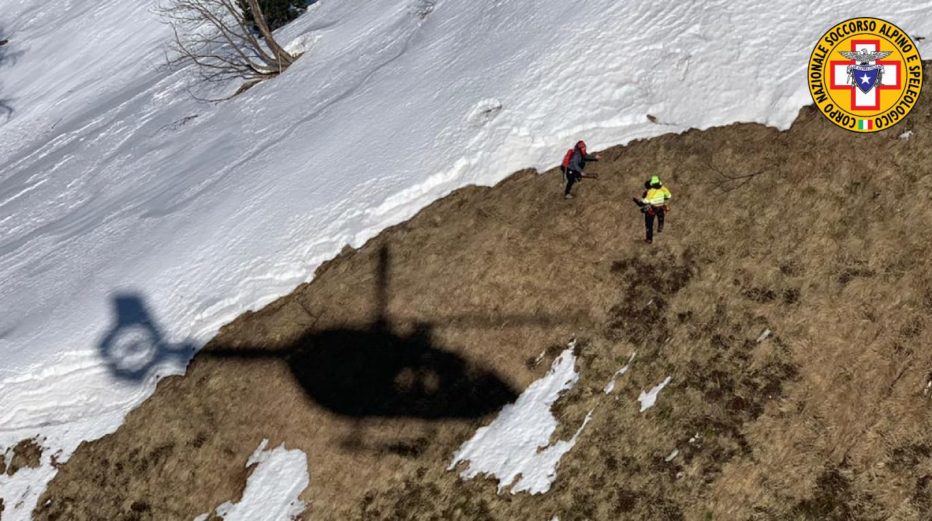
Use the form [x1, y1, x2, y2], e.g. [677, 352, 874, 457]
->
[1, 0, 930, 517]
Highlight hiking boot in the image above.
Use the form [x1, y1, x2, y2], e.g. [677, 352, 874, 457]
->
[657, 226, 664, 233]
[645, 239, 652, 244]
[564, 193, 574, 199]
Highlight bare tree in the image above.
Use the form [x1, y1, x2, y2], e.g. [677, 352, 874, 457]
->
[159, 0, 296, 87]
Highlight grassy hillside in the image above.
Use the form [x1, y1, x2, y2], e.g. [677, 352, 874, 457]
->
[33, 67, 932, 521]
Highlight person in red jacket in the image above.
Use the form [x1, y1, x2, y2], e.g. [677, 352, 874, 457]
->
[561, 140, 601, 199]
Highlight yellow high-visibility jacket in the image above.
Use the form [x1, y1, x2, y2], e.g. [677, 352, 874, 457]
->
[643, 186, 672, 206]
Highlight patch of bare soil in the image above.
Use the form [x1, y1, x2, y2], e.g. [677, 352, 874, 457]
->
[36, 65, 932, 521]
[6, 438, 42, 477]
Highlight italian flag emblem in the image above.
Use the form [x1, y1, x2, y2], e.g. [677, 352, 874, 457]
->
[858, 119, 873, 130]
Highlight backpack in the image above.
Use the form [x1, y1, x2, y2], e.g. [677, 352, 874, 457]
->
[561, 148, 574, 173]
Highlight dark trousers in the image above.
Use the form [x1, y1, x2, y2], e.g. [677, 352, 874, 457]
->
[645, 207, 665, 241]
[564, 170, 581, 195]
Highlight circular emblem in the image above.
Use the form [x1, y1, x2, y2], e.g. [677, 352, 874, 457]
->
[808, 17, 922, 132]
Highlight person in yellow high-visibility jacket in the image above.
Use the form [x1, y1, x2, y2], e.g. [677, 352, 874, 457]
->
[641, 175, 671, 244]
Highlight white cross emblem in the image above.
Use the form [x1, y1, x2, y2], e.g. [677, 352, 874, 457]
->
[830, 41, 900, 110]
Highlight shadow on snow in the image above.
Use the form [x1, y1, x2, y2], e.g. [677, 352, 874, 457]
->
[98, 294, 196, 381]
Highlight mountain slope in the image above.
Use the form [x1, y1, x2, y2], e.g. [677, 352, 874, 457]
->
[34, 82, 932, 519]
[3, 1, 932, 518]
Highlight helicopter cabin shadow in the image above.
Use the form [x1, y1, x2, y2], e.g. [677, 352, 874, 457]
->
[205, 320, 518, 419]
[203, 244, 520, 420]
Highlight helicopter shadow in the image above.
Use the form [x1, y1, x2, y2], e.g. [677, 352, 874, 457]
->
[203, 245, 523, 419]
[99, 244, 582, 421]
[205, 320, 518, 419]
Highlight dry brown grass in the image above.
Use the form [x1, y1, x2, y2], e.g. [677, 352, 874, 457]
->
[3, 438, 43, 477]
[33, 66, 932, 521]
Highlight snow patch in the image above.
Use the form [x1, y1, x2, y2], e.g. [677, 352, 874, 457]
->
[603, 351, 636, 394]
[284, 33, 318, 56]
[449, 346, 591, 494]
[756, 328, 772, 343]
[638, 376, 672, 412]
[197, 439, 309, 521]
[0, 417, 122, 521]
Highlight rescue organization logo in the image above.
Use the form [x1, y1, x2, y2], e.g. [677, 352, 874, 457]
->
[808, 17, 922, 132]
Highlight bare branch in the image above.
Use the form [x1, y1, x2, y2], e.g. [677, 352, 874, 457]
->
[158, 0, 296, 91]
